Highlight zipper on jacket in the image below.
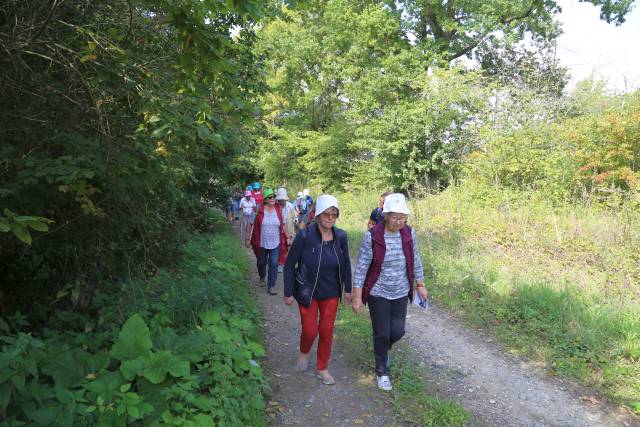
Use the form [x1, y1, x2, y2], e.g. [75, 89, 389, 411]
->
[310, 241, 322, 301]
[333, 240, 343, 297]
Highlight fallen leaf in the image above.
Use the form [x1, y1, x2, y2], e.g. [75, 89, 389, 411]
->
[581, 395, 600, 405]
[353, 419, 365, 424]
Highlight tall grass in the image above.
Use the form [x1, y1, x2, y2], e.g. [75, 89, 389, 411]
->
[335, 187, 640, 414]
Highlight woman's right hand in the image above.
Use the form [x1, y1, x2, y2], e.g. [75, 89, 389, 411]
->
[284, 296, 294, 305]
[352, 297, 362, 315]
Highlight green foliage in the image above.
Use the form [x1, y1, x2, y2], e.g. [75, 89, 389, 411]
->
[0, 231, 268, 425]
[350, 68, 488, 191]
[1, 0, 266, 311]
[465, 90, 640, 204]
[256, 2, 492, 192]
[399, 0, 633, 62]
[0, 209, 53, 245]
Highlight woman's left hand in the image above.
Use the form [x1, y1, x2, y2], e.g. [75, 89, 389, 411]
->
[343, 292, 352, 306]
[417, 286, 428, 301]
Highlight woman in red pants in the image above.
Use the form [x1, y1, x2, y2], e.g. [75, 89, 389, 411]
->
[283, 195, 352, 385]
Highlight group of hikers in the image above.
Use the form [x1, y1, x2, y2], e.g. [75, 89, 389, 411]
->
[229, 183, 428, 392]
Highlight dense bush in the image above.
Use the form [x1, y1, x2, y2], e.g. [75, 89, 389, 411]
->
[0, 0, 264, 312]
[464, 90, 640, 204]
[0, 231, 268, 425]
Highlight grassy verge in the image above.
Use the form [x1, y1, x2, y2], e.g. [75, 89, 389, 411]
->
[335, 189, 640, 415]
[334, 306, 469, 426]
[0, 216, 269, 425]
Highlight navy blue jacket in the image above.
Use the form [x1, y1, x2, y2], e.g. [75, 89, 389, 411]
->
[284, 223, 352, 307]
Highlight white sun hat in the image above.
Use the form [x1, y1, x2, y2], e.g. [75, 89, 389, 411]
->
[303, 188, 310, 196]
[297, 191, 304, 197]
[383, 193, 409, 214]
[275, 187, 289, 200]
[315, 195, 339, 216]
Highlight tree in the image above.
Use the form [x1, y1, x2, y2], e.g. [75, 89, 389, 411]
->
[0, 0, 267, 309]
[398, 0, 636, 63]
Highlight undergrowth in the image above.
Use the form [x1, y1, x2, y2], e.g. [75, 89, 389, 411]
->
[0, 219, 268, 426]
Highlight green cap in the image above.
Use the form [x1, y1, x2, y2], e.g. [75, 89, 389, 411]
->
[262, 188, 274, 199]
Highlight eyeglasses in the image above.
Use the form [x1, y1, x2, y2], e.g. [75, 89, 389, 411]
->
[265, 196, 275, 200]
[321, 212, 338, 219]
[387, 215, 407, 223]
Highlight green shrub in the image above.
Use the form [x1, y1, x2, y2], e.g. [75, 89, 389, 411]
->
[0, 232, 268, 426]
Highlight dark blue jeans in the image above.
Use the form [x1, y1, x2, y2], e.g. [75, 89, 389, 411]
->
[257, 246, 279, 289]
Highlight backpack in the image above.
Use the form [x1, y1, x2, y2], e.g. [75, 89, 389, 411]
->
[296, 197, 308, 214]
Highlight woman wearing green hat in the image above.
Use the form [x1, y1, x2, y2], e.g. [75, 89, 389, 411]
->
[249, 188, 289, 295]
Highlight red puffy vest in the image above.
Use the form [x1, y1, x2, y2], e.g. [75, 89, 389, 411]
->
[362, 222, 415, 304]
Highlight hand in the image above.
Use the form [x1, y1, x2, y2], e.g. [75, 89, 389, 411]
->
[244, 238, 250, 248]
[417, 286, 428, 301]
[352, 297, 362, 315]
[283, 296, 294, 305]
[343, 293, 352, 306]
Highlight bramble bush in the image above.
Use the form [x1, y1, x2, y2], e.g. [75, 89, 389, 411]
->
[0, 231, 268, 426]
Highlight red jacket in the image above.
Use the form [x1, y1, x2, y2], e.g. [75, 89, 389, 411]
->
[250, 204, 288, 265]
[362, 222, 415, 304]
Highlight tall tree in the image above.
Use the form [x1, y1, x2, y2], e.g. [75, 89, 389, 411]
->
[398, 0, 635, 63]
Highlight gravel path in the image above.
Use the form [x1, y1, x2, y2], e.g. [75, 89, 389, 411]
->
[404, 304, 638, 426]
[233, 222, 638, 426]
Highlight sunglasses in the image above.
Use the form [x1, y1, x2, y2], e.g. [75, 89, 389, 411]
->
[265, 196, 275, 200]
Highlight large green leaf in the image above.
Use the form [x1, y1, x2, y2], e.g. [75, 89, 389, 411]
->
[111, 314, 152, 361]
[23, 220, 50, 232]
[0, 383, 11, 413]
[168, 359, 190, 378]
[190, 414, 214, 427]
[141, 351, 173, 384]
[9, 222, 31, 244]
[120, 357, 145, 381]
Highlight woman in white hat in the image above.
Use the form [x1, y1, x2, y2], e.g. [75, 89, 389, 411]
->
[352, 193, 428, 391]
[283, 195, 352, 385]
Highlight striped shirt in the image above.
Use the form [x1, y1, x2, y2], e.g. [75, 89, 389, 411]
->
[353, 228, 424, 300]
[260, 209, 281, 250]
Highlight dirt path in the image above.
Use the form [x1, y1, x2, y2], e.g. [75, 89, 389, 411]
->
[233, 222, 637, 426]
[404, 305, 637, 426]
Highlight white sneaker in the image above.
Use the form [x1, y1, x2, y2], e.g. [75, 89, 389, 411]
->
[278, 265, 283, 273]
[376, 375, 392, 391]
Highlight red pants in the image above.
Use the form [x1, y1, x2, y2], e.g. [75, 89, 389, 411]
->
[299, 297, 339, 371]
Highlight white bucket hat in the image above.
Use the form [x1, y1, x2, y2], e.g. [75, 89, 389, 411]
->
[275, 188, 289, 200]
[383, 193, 409, 214]
[315, 195, 339, 216]
[297, 191, 304, 198]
